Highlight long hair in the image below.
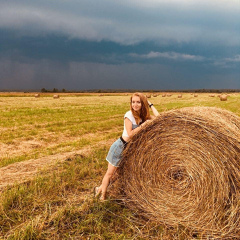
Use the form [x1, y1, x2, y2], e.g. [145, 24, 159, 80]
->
[130, 92, 151, 124]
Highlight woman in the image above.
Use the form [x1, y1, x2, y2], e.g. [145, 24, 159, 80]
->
[94, 92, 159, 200]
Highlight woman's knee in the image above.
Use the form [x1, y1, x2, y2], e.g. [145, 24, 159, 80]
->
[105, 172, 114, 179]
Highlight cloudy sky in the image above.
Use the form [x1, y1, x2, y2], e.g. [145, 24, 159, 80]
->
[0, 0, 239, 91]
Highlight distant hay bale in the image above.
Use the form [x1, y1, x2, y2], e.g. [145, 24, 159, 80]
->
[34, 94, 40, 98]
[209, 94, 215, 97]
[162, 94, 166, 97]
[53, 94, 60, 99]
[220, 94, 228, 101]
[153, 94, 158, 97]
[194, 94, 198, 97]
[166, 93, 172, 97]
[178, 94, 182, 98]
[118, 107, 240, 238]
[146, 94, 151, 98]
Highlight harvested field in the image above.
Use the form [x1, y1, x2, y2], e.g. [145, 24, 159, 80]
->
[0, 92, 240, 239]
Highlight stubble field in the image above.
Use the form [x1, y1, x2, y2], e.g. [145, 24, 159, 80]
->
[0, 92, 240, 239]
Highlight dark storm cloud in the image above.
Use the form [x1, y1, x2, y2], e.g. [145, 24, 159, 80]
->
[1, 29, 238, 65]
[0, 0, 239, 90]
[1, 0, 239, 45]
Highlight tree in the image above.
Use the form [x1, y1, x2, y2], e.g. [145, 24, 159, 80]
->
[41, 88, 47, 92]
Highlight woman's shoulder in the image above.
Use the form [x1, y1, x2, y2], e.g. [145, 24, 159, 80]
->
[124, 111, 136, 122]
[124, 110, 138, 125]
[124, 110, 133, 118]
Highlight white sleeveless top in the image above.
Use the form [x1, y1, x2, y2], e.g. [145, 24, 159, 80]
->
[122, 110, 141, 137]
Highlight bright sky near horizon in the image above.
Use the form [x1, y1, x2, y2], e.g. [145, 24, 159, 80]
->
[0, 0, 239, 90]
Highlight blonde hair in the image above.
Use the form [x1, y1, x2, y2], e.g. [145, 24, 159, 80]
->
[130, 92, 151, 125]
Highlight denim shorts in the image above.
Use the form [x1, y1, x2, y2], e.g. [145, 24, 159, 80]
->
[106, 137, 126, 167]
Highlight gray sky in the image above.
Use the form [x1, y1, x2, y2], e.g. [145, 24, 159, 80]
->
[0, 0, 239, 91]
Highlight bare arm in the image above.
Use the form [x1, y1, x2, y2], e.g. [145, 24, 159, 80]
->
[125, 118, 141, 138]
[148, 100, 160, 117]
[125, 117, 151, 138]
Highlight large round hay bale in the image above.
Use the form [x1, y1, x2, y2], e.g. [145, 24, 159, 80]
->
[178, 94, 182, 98]
[146, 94, 151, 98]
[53, 94, 60, 99]
[34, 94, 40, 98]
[119, 107, 240, 238]
[220, 94, 228, 101]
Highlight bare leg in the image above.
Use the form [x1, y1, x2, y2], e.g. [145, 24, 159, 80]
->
[97, 163, 117, 200]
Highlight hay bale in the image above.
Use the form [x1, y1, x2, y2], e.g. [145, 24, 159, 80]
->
[194, 94, 198, 97]
[153, 94, 158, 97]
[146, 94, 151, 98]
[178, 94, 182, 98]
[34, 94, 40, 98]
[118, 107, 240, 238]
[53, 94, 60, 99]
[220, 94, 228, 101]
[209, 94, 215, 97]
[162, 94, 166, 97]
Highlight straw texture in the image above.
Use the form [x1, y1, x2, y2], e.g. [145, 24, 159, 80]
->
[118, 107, 240, 238]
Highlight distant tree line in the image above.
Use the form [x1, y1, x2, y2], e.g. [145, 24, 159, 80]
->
[41, 88, 66, 93]
[0, 88, 239, 93]
[40, 88, 240, 93]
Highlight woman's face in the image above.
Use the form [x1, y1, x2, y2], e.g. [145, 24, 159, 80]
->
[131, 95, 141, 112]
